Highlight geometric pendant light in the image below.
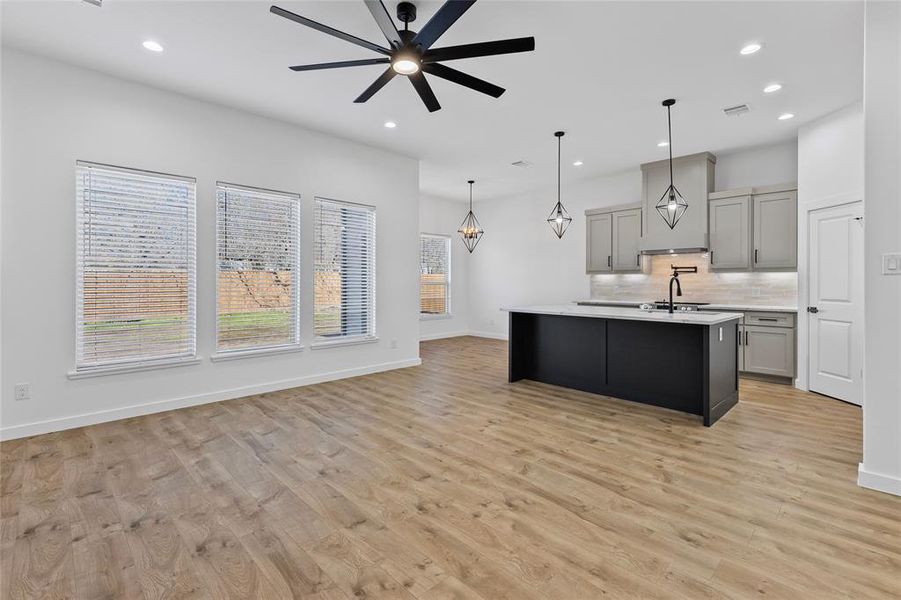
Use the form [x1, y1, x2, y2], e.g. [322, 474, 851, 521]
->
[655, 98, 688, 229]
[457, 179, 484, 253]
[546, 130, 573, 238]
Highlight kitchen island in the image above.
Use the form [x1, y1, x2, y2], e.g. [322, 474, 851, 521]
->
[504, 305, 741, 426]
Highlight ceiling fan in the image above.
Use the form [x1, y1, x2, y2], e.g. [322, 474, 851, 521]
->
[270, 1, 535, 112]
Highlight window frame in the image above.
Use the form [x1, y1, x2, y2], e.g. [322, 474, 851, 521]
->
[72, 160, 198, 377]
[311, 197, 377, 348]
[212, 181, 302, 359]
[419, 233, 452, 319]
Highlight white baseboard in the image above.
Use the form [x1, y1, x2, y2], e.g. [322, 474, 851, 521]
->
[858, 463, 901, 496]
[419, 331, 468, 341]
[466, 330, 508, 341]
[0, 357, 422, 441]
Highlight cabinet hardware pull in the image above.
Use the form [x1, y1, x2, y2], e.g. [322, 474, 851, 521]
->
[754, 249, 758, 263]
[710, 250, 714, 265]
[607, 255, 611, 268]
[745, 331, 749, 345]
[636, 253, 640, 267]
[757, 317, 778, 322]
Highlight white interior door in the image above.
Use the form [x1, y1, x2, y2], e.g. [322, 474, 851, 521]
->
[808, 202, 864, 405]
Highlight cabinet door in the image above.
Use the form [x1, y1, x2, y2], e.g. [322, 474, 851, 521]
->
[744, 325, 795, 377]
[753, 191, 798, 269]
[709, 195, 751, 269]
[612, 208, 642, 272]
[586, 213, 612, 273]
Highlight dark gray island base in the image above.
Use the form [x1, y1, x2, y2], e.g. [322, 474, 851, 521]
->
[506, 306, 740, 426]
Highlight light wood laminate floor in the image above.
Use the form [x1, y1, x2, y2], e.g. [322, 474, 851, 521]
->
[1, 337, 898, 599]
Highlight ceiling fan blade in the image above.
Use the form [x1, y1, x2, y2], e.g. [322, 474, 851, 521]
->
[423, 63, 505, 98]
[354, 67, 398, 103]
[364, 0, 401, 47]
[290, 58, 390, 71]
[424, 37, 535, 62]
[409, 72, 441, 112]
[270, 5, 390, 56]
[412, 0, 476, 50]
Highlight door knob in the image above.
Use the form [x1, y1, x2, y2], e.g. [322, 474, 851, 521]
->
[807, 306, 819, 313]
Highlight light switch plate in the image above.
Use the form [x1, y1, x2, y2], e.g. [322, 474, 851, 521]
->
[883, 253, 901, 275]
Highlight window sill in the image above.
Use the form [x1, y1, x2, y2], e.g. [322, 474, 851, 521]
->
[311, 336, 379, 350]
[68, 356, 202, 380]
[420, 313, 454, 321]
[210, 344, 304, 362]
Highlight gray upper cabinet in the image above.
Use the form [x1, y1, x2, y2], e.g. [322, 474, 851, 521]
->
[708, 193, 751, 269]
[753, 190, 798, 269]
[612, 208, 643, 272]
[586, 212, 612, 273]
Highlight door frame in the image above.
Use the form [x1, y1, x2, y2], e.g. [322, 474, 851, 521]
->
[796, 192, 864, 397]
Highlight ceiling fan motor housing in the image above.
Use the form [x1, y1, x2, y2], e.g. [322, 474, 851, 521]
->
[396, 2, 417, 24]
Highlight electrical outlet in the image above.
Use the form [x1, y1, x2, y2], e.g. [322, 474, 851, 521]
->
[883, 253, 901, 275]
[390, 338, 398, 349]
[14, 383, 31, 401]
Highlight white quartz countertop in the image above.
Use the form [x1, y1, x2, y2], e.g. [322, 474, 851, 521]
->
[503, 304, 741, 325]
[574, 300, 798, 313]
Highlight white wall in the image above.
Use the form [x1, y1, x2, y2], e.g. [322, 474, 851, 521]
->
[795, 103, 865, 392]
[467, 141, 797, 338]
[715, 139, 798, 190]
[859, 0, 901, 497]
[0, 50, 421, 439]
[419, 195, 470, 340]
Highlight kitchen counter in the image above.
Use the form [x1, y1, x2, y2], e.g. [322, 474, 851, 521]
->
[506, 304, 739, 426]
[504, 304, 741, 325]
[575, 300, 798, 313]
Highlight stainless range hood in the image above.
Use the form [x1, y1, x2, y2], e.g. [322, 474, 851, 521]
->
[639, 152, 716, 254]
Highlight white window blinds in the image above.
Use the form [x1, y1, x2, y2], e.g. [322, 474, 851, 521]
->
[75, 162, 196, 370]
[314, 198, 376, 341]
[420, 234, 451, 315]
[216, 183, 300, 352]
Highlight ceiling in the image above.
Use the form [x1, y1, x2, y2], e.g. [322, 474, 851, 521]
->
[2, 1, 864, 201]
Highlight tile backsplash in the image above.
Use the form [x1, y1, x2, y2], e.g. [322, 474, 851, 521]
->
[590, 253, 798, 306]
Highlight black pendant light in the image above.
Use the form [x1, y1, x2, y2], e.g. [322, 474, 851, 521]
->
[457, 179, 484, 253]
[656, 98, 688, 229]
[547, 131, 572, 238]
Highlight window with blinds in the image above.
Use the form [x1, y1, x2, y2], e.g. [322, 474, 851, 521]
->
[314, 198, 376, 342]
[75, 162, 196, 371]
[420, 234, 451, 316]
[216, 183, 300, 352]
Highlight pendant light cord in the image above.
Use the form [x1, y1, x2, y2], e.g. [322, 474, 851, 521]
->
[557, 135, 561, 207]
[469, 181, 473, 212]
[667, 104, 674, 186]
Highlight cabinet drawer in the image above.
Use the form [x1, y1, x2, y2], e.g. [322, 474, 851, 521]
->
[745, 312, 795, 328]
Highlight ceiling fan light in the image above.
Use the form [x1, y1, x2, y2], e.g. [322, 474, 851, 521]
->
[392, 56, 420, 75]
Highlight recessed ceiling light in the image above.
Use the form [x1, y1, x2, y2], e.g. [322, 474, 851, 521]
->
[384, 121, 397, 128]
[573, 160, 583, 167]
[142, 40, 164, 53]
[778, 113, 795, 121]
[763, 83, 782, 93]
[657, 141, 669, 147]
[740, 43, 762, 55]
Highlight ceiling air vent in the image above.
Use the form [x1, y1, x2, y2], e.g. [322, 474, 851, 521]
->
[511, 160, 533, 168]
[82, 0, 102, 5]
[723, 104, 750, 117]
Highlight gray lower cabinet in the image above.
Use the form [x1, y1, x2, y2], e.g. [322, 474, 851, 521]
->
[743, 324, 795, 378]
[586, 212, 612, 273]
[709, 194, 751, 269]
[753, 190, 798, 269]
[612, 208, 643, 272]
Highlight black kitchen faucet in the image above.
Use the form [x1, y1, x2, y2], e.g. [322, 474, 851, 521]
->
[668, 265, 698, 313]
